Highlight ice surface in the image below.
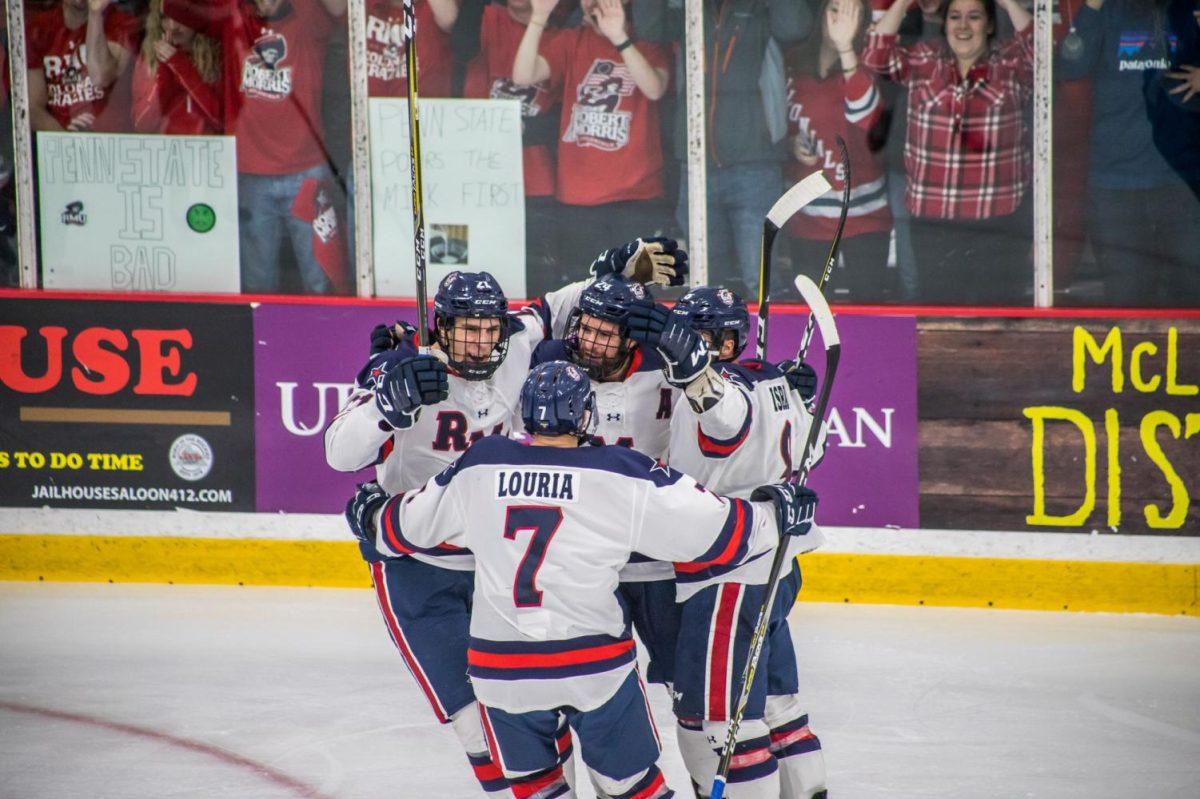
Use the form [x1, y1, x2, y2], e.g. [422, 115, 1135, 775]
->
[1, 583, 1197, 798]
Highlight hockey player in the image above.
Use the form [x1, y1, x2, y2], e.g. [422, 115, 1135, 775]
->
[528, 273, 695, 692]
[344, 360, 821, 799]
[324, 270, 573, 796]
[626, 287, 829, 799]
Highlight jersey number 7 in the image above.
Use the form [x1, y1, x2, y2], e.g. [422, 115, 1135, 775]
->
[503, 506, 563, 607]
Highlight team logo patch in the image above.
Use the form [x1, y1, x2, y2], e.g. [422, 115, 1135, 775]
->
[169, 434, 214, 482]
[563, 59, 635, 152]
[717, 289, 734, 306]
[61, 201, 87, 226]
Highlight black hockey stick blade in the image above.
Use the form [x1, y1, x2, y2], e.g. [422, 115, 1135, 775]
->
[755, 170, 833, 360]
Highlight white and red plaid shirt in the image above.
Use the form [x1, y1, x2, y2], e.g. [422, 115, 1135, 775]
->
[862, 26, 1034, 220]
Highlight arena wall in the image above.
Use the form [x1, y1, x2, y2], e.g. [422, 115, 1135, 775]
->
[2, 293, 1197, 615]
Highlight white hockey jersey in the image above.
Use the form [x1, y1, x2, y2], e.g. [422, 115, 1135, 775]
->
[370, 435, 780, 713]
[668, 360, 827, 601]
[530, 339, 680, 582]
[324, 286, 583, 571]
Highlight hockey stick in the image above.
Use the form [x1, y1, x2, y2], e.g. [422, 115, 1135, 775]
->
[711, 274, 840, 799]
[796, 136, 850, 363]
[403, 0, 431, 347]
[755, 170, 833, 360]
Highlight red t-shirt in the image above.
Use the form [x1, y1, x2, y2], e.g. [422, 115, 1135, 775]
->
[464, 6, 561, 196]
[541, 28, 669, 206]
[132, 53, 223, 135]
[225, 0, 336, 175]
[365, 0, 452, 98]
[26, 6, 140, 132]
[784, 67, 891, 240]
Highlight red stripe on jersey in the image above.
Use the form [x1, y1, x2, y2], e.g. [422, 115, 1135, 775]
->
[629, 770, 668, 799]
[708, 583, 742, 720]
[381, 497, 413, 555]
[468, 638, 635, 669]
[674, 500, 747, 573]
[696, 414, 752, 456]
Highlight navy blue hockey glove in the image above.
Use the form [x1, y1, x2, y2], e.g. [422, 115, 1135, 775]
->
[779, 359, 818, 406]
[346, 480, 389, 546]
[624, 299, 672, 346]
[589, 237, 689, 287]
[374, 354, 449, 429]
[751, 483, 818, 538]
[369, 321, 415, 356]
[656, 317, 712, 388]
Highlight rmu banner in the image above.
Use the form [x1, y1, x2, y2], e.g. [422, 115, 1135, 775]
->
[253, 303, 921, 526]
[36, 132, 240, 292]
[0, 298, 254, 510]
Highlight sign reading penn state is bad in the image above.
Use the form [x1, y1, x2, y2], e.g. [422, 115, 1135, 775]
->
[369, 99, 526, 299]
[36, 132, 239, 292]
[0, 298, 254, 510]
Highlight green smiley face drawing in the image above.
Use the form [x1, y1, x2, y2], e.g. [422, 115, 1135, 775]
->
[186, 203, 216, 233]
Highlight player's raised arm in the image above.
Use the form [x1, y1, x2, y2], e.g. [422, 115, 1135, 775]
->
[325, 326, 448, 472]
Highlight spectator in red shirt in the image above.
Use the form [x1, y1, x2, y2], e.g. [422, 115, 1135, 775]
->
[225, 0, 349, 294]
[366, 0, 459, 97]
[132, 0, 225, 134]
[513, 0, 671, 265]
[26, 0, 141, 132]
[786, 0, 894, 303]
[864, 0, 1033, 305]
[461, 0, 564, 293]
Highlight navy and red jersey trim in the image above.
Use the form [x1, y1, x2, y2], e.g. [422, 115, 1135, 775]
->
[521, 296, 554, 339]
[720, 359, 786, 391]
[697, 394, 753, 459]
[467, 633, 637, 681]
[674, 498, 753, 573]
[673, 549, 770, 584]
[380, 495, 471, 558]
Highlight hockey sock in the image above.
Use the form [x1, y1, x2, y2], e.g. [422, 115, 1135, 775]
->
[593, 764, 674, 798]
[676, 718, 779, 798]
[450, 703, 509, 795]
[765, 694, 826, 799]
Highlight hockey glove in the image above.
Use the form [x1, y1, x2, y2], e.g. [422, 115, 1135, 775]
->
[624, 299, 672, 347]
[657, 318, 712, 388]
[751, 483, 818, 538]
[589, 237, 690, 287]
[779, 359, 818, 406]
[374, 354, 450, 429]
[369, 320, 416, 356]
[346, 480, 390, 545]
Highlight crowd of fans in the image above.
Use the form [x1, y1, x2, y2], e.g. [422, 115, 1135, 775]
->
[4, 0, 1199, 304]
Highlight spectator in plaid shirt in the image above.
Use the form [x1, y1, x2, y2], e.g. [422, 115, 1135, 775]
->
[864, 0, 1033, 305]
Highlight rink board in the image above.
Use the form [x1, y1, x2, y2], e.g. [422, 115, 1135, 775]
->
[1, 533, 1195, 616]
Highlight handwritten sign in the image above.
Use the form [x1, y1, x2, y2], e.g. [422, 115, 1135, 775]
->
[36, 132, 240, 293]
[369, 98, 526, 298]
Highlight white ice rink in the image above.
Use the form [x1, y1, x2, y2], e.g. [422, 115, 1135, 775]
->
[1, 583, 1198, 798]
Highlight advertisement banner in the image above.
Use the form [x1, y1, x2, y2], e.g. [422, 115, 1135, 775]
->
[36, 132, 240, 292]
[254, 303, 921, 528]
[369, 98, 526, 299]
[918, 318, 1200, 534]
[0, 298, 255, 510]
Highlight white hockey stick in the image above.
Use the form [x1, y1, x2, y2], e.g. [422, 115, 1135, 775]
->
[711, 274, 840, 799]
[755, 171, 834, 360]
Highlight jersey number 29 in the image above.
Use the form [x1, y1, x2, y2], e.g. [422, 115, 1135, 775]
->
[503, 506, 563, 607]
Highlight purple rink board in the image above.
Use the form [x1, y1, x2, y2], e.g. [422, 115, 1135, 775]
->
[254, 303, 919, 527]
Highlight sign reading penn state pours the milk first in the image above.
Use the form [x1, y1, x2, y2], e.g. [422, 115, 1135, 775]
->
[36, 132, 240, 292]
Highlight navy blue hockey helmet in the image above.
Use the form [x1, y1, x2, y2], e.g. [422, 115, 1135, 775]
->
[520, 360, 597, 439]
[433, 271, 512, 380]
[672, 286, 749, 360]
[566, 276, 651, 380]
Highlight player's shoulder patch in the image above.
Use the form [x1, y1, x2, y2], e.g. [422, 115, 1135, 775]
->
[724, 359, 785, 387]
[597, 445, 679, 488]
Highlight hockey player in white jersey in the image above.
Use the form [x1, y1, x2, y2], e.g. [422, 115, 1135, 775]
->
[529, 273, 690, 694]
[344, 361, 821, 799]
[324, 271, 584, 796]
[626, 287, 828, 798]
